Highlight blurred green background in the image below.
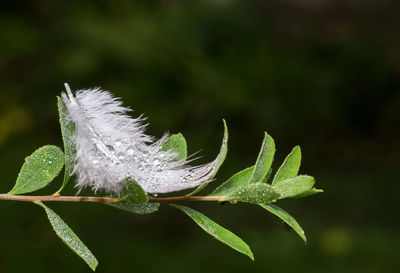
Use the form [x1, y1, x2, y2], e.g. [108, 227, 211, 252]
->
[1, 0, 399, 272]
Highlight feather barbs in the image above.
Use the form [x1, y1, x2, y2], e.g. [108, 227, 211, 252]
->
[61, 83, 225, 194]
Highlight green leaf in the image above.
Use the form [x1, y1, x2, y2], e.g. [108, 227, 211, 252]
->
[9, 145, 65, 195]
[209, 166, 254, 196]
[171, 204, 253, 260]
[261, 167, 273, 183]
[294, 188, 323, 198]
[186, 119, 228, 196]
[108, 202, 160, 214]
[161, 133, 187, 161]
[56, 96, 76, 193]
[118, 177, 147, 203]
[249, 132, 275, 183]
[36, 202, 98, 271]
[272, 146, 301, 185]
[260, 203, 306, 242]
[224, 183, 280, 204]
[272, 175, 315, 199]
[185, 183, 209, 197]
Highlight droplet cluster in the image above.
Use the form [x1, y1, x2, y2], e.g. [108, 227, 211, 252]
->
[62, 88, 220, 194]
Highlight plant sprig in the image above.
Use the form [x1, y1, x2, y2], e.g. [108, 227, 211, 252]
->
[0, 93, 323, 271]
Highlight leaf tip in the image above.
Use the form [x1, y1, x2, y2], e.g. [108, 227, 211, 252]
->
[90, 261, 99, 271]
[222, 118, 227, 127]
[222, 119, 228, 139]
[300, 230, 307, 243]
[248, 251, 255, 261]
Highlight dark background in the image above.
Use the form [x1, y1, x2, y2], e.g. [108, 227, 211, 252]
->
[0, 1, 399, 272]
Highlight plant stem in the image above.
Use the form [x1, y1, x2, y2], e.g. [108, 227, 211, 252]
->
[149, 195, 223, 203]
[0, 193, 224, 204]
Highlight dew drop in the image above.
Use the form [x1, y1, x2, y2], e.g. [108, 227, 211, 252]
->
[117, 152, 125, 160]
[114, 140, 122, 147]
[127, 149, 134, 156]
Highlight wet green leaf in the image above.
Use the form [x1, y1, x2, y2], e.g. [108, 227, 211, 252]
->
[260, 203, 306, 242]
[272, 175, 315, 199]
[272, 146, 301, 185]
[119, 177, 147, 203]
[161, 133, 187, 161]
[9, 145, 64, 195]
[294, 188, 323, 198]
[37, 202, 98, 271]
[56, 96, 76, 193]
[261, 167, 273, 183]
[249, 132, 275, 183]
[186, 183, 209, 197]
[171, 204, 254, 260]
[108, 202, 160, 214]
[209, 166, 254, 196]
[224, 183, 280, 204]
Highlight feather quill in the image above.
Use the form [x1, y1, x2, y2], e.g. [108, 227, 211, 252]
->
[62, 83, 221, 194]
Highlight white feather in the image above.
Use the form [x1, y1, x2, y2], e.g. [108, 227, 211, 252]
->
[62, 83, 220, 194]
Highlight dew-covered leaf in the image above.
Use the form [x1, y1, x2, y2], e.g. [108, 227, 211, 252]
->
[294, 188, 323, 198]
[56, 96, 76, 193]
[108, 202, 160, 214]
[186, 119, 228, 196]
[171, 204, 254, 260]
[272, 146, 301, 185]
[161, 133, 187, 161]
[209, 166, 254, 196]
[9, 145, 65, 195]
[185, 183, 209, 197]
[119, 177, 147, 203]
[249, 132, 275, 183]
[224, 183, 280, 204]
[260, 203, 306, 242]
[36, 202, 98, 271]
[261, 167, 273, 183]
[272, 175, 315, 199]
